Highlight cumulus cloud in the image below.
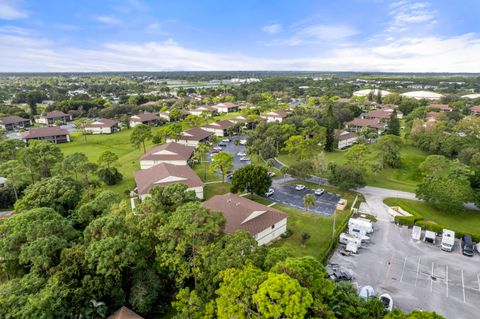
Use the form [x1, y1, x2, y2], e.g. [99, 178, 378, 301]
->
[262, 24, 282, 34]
[386, 1, 436, 33]
[267, 23, 359, 46]
[0, 0, 29, 20]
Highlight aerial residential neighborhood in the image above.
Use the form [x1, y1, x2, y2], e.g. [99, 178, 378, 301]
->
[1, 1, 480, 319]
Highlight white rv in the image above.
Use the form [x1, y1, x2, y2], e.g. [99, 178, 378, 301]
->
[411, 226, 422, 241]
[441, 229, 455, 252]
[348, 218, 373, 234]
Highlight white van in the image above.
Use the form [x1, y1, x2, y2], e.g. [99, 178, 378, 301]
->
[441, 229, 455, 252]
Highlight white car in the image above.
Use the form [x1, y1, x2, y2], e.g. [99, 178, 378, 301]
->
[268, 171, 276, 177]
[222, 138, 231, 143]
[295, 184, 305, 191]
[240, 156, 250, 161]
[239, 139, 247, 145]
[213, 146, 222, 151]
[379, 294, 393, 312]
[237, 152, 247, 157]
[314, 188, 325, 196]
[265, 188, 274, 197]
[359, 286, 375, 300]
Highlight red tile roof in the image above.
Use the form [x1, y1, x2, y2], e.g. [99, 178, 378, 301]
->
[202, 193, 286, 236]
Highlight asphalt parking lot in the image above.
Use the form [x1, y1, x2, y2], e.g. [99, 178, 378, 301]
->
[209, 135, 248, 171]
[330, 219, 480, 319]
[268, 180, 340, 216]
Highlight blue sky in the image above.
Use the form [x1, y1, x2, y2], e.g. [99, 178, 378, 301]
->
[0, 0, 479, 72]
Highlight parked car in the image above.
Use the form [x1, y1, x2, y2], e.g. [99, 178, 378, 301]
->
[213, 146, 222, 151]
[268, 171, 276, 177]
[222, 138, 231, 143]
[265, 188, 274, 197]
[226, 173, 233, 180]
[328, 270, 352, 283]
[441, 229, 455, 252]
[295, 184, 305, 191]
[211, 149, 219, 154]
[461, 234, 474, 257]
[240, 156, 250, 161]
[218, 142, 227, 147]
[379, 294, 393, 312]
[359, 286, 375, 300]
[237, 152, 247, 157]
[314, 188, 325, 196]
[239, 139, 247, 145]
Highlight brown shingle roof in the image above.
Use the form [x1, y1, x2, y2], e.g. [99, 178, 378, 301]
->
[140, 142, 195, 162]
[266, 110, 290, 118]
[334, 129, 358, 141]
[213, 102, 238, 109]
[180, 127, 214, 141]
[428, 104, 452, 112]
[130, 113, 159, 122]
[42, 111, 70, 119]
[0, 115, 30, 125]
[202, 193, 286, 236]
[202, 119, 235, 130]
[470, 105, 480, 113]
[86, 118, 119, 128]
[107, 306, 143, 319]
[134, 163, 203, 195]
[349, 118, 384, 129]
[22, 127, 69, 139]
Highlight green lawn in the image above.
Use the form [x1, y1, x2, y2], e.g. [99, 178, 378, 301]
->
[277, 143, 427, 193]
[204, 182, 231, 199]
[193, 162, 222, 183]
[384, 198, 480, 237]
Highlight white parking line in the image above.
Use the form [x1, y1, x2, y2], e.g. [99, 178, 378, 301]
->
[430, 262, 434, 292]
[414, 256, 420, 287]
[461, 269, 466, 303]
[400, 256, 407, 282]
[446, 265, 449, 298]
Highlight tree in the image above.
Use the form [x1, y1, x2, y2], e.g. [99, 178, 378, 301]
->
[377, 135, 402, 168]
[417, 156, 473, 212]
[303, 194, 316, 211]
[0, 160, 28, 201]
[280, 166, 289, 180]
[387, 109, 400, 136]
[19, 140, 64, 180]
[0, 139, 24, 161]
[253, 273, 313, 319]
[0, 207, 78, 274]
[14, 176, 83, 215]
[98, 150, 118, 168]
[169, 108, 183, 121]
[288, 160, 314, 181]
[97, 167, 123, 185]
[60, 152, 97, 186]
[345, 144, 372, 175]
[454, 115, 480, 137]
[73, 190, 121, 229]
[328, 163, 366, 190]
[210, 152, 234, 184]
[283, 135, 316, 160]
[73, 118, 92, 142]
[300, 232, 311, 247]
[130, 124, 152, 154]
[325, 104, 336, 152]
[231, 164, 272, 196]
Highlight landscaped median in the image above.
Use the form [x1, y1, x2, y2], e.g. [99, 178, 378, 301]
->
[384, 197, 480, 242]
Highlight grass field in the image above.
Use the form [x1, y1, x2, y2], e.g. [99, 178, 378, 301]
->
[384, 198, 480, 236]
[277, 143, 427, 193]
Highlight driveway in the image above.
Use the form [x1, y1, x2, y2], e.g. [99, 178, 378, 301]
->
[329, 189, 480, 319]
[268, 177, 340, 216]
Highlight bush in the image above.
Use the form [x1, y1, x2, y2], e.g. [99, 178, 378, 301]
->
[97, 167, 123, 185]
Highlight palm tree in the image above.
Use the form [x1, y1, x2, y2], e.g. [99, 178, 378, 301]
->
[280, 166, 289, 181]
[303, 194, 316, 212]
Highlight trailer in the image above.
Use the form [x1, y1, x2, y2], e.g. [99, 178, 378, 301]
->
[441, 229, 455, 252]
[348, 218, 373, 234]
[424, 230, 436, 244]
[348, 227, 370, 242]
[339, 233, 362, 246]
[411, 225, 422, 241]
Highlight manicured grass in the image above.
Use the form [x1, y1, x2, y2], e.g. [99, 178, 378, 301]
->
[204, 182, 231, 199]
[193, 162, 222, 183]
[59, 130, 148, 196]
[384, 198, 480, 236]
[277, 143, 427, 193]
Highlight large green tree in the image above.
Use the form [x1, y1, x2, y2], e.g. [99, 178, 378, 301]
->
[377, 135, 402, 168]
[386, 109, 401, 136]
[231, 164, 272, 196]
[0, 160, 29, 201]
[210, 152, 234, 184]
[19, 140, 64, 180]
[130, 124, 153, 154]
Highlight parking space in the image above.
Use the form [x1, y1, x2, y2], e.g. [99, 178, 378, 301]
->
[208, 135, 249, 172]
[268, 181, 340, 216]
[330, 219, 480, 319]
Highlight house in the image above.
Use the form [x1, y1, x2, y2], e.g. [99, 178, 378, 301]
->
[140, 142, 195, 169]
[107, 306, 143, 319]
[263, 110, 291, 123]
[37, 111, 72, 125]
[202, 193, 287, 245]
[0, 115, 32, 131]
[334, 130, 358, 149]
[189, 105, 217, 116]
[167, 127, 214, 147]
[85, 119, 120, 134]
[427, 104, 452, 112]
[362, 106, 403, 122]
[202, 120, 235, 137]
[159, 109, 189, 122]
[470, 105, 480, 116]
[347, 118, 385, 133]
[21, 127, 70, 144]
[134, 163, 204, 200]
[213, 102, 239, 113]
[129, 113, 160, 127]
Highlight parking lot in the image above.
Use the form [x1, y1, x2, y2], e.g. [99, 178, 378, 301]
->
[208, 135, 249, 171]
[330, 218, 480, 319]
[268, 180, 340, 216]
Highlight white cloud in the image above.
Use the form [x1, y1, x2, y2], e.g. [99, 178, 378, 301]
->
[262, 24, 282, 34]
[93, 15, 122, 25]
[267, 23, 359, 46]
[386, 1, 436, 33]
[0, 28, 479, 72]
[0, 0, 29, 20]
